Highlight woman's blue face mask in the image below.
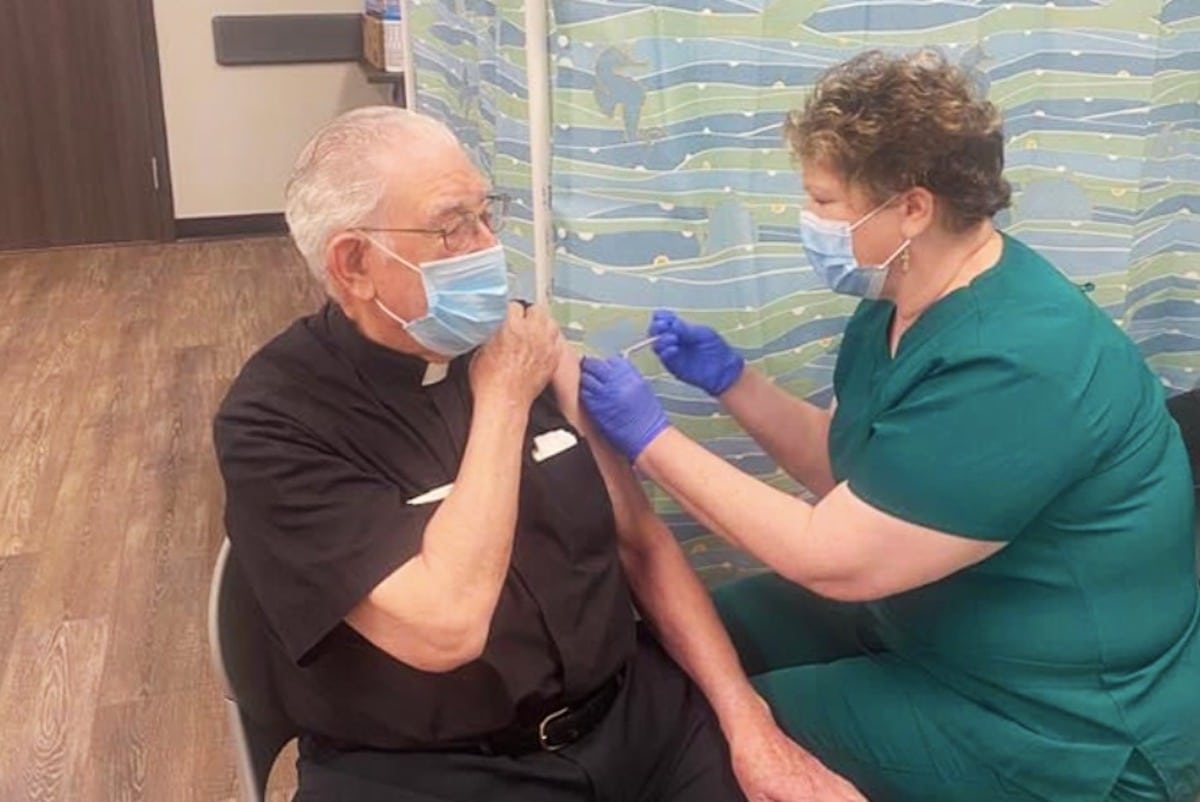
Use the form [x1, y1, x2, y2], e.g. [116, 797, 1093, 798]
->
[800, 196, 910, 300]
[364, 235, 511, 357]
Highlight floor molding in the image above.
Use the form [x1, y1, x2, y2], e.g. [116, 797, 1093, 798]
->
[175, 213, 287, 240]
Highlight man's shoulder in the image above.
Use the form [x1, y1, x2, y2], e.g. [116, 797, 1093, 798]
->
[215, 307, 334, 430]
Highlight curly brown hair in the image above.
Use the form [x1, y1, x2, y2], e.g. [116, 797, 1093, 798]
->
[785, 49, 1012, 232]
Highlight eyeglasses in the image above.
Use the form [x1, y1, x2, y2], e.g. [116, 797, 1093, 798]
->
[356, 193, 510, 253]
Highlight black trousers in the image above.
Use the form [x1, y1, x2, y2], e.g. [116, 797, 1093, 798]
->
[294, 629, 747, 802]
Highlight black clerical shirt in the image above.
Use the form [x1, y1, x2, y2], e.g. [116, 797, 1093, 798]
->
[213, 302, 636, 750]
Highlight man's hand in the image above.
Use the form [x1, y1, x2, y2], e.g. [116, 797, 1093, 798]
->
[470, 302, 561, 407]
[728, 707, 867, 802]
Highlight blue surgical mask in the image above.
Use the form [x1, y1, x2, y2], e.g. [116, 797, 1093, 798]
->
[800, 198, 910, 300]
[364, 237, 510, 357]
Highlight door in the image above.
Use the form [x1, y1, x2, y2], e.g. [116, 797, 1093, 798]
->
[0, 0, 173, 251]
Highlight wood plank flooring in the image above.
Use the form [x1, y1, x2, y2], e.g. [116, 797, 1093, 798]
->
[0, 236, 324, 801]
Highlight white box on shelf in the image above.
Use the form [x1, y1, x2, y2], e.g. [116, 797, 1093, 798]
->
[362, 12, 405, 73]
[365, 0, 403, 20]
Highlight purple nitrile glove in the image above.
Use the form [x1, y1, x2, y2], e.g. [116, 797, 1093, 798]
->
[579, 355, 669, 461]
[649, 309, 745, 397]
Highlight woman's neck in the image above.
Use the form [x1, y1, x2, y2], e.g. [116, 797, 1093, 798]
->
[889, 221, 1001, 325]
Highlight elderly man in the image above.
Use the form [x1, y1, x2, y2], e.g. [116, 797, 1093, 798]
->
[214, 107, 860, 802]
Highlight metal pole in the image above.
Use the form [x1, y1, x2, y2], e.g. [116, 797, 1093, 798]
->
[402, 0, 416, 110]
[523, 0, 553, 302]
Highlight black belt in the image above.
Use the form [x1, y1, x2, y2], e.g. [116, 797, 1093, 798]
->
[475, 670, 623, 756]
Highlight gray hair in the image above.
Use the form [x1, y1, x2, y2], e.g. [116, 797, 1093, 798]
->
[284, 106, 458, 285]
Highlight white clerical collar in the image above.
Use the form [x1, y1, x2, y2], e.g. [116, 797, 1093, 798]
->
[421, 361, 450, 386]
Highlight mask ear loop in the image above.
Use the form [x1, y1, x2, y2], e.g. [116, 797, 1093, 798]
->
[359, 232, 422, 275]
[373, 296, 414, 328]
[359, 232, 425, 327]
[851, 194, 911, 273]
[849, 193, 902, 232]
[880, 238, 912, 272]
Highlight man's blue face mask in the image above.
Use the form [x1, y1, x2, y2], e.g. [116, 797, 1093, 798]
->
[799, 196, 910, 300]
[364, 235, 511, 357]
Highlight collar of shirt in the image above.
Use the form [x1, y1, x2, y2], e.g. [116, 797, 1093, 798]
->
[320, 301, 456, 391]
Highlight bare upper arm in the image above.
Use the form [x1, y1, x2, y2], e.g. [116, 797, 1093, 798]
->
[550, 340, 586, 426]
[550, 344, 658, 539]
[804, 482, 1006, 601]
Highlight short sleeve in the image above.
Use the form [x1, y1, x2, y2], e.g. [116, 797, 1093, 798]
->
[848, 353, 1093, 541]
[214, 404, 435, 664]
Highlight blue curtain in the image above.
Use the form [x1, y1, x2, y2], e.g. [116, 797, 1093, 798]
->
[410, 0, 1200, 583]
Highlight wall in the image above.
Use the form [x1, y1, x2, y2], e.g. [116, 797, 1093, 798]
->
[153, 0, 389, 218]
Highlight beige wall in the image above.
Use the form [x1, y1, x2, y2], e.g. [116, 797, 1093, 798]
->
[153, 0, 389, 218]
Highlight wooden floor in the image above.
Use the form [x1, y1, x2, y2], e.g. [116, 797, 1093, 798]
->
[0, 237, 324, 801]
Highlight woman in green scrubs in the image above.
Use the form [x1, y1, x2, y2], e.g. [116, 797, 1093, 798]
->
[578, 49, 1200, 802]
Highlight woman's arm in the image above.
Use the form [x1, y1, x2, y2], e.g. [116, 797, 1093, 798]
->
[720, 368, 837, 497]
[636, 427, 1003, 601]
[644, 310, 837, 496]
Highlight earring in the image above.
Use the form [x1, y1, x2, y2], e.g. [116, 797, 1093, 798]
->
[901, 247, 911, 274]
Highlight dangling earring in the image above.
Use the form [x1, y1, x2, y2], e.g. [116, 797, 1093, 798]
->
[901, 247, 911, 274]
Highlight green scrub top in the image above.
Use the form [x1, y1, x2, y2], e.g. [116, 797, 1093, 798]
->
[828, 233, 1200, 799]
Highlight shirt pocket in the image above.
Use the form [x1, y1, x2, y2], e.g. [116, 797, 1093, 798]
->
[406, 482, 454, 505]
[531, 428, 579, 463]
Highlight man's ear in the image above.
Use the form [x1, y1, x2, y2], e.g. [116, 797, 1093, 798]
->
[327, 232, 376, 301]
[899, 187, 936, 240]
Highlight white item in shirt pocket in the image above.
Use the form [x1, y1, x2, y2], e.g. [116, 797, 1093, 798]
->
[406, 482, 454, 505]
[531, 428, 579, 463]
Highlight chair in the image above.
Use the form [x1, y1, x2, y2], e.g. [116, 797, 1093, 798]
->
[207, 539, 299, 802]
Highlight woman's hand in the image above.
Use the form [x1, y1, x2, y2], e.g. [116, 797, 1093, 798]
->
[650, 309, 745, 396]
[578, 355, 669, 461]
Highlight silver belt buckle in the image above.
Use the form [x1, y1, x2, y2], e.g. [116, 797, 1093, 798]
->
[537, 705, 572, 752]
